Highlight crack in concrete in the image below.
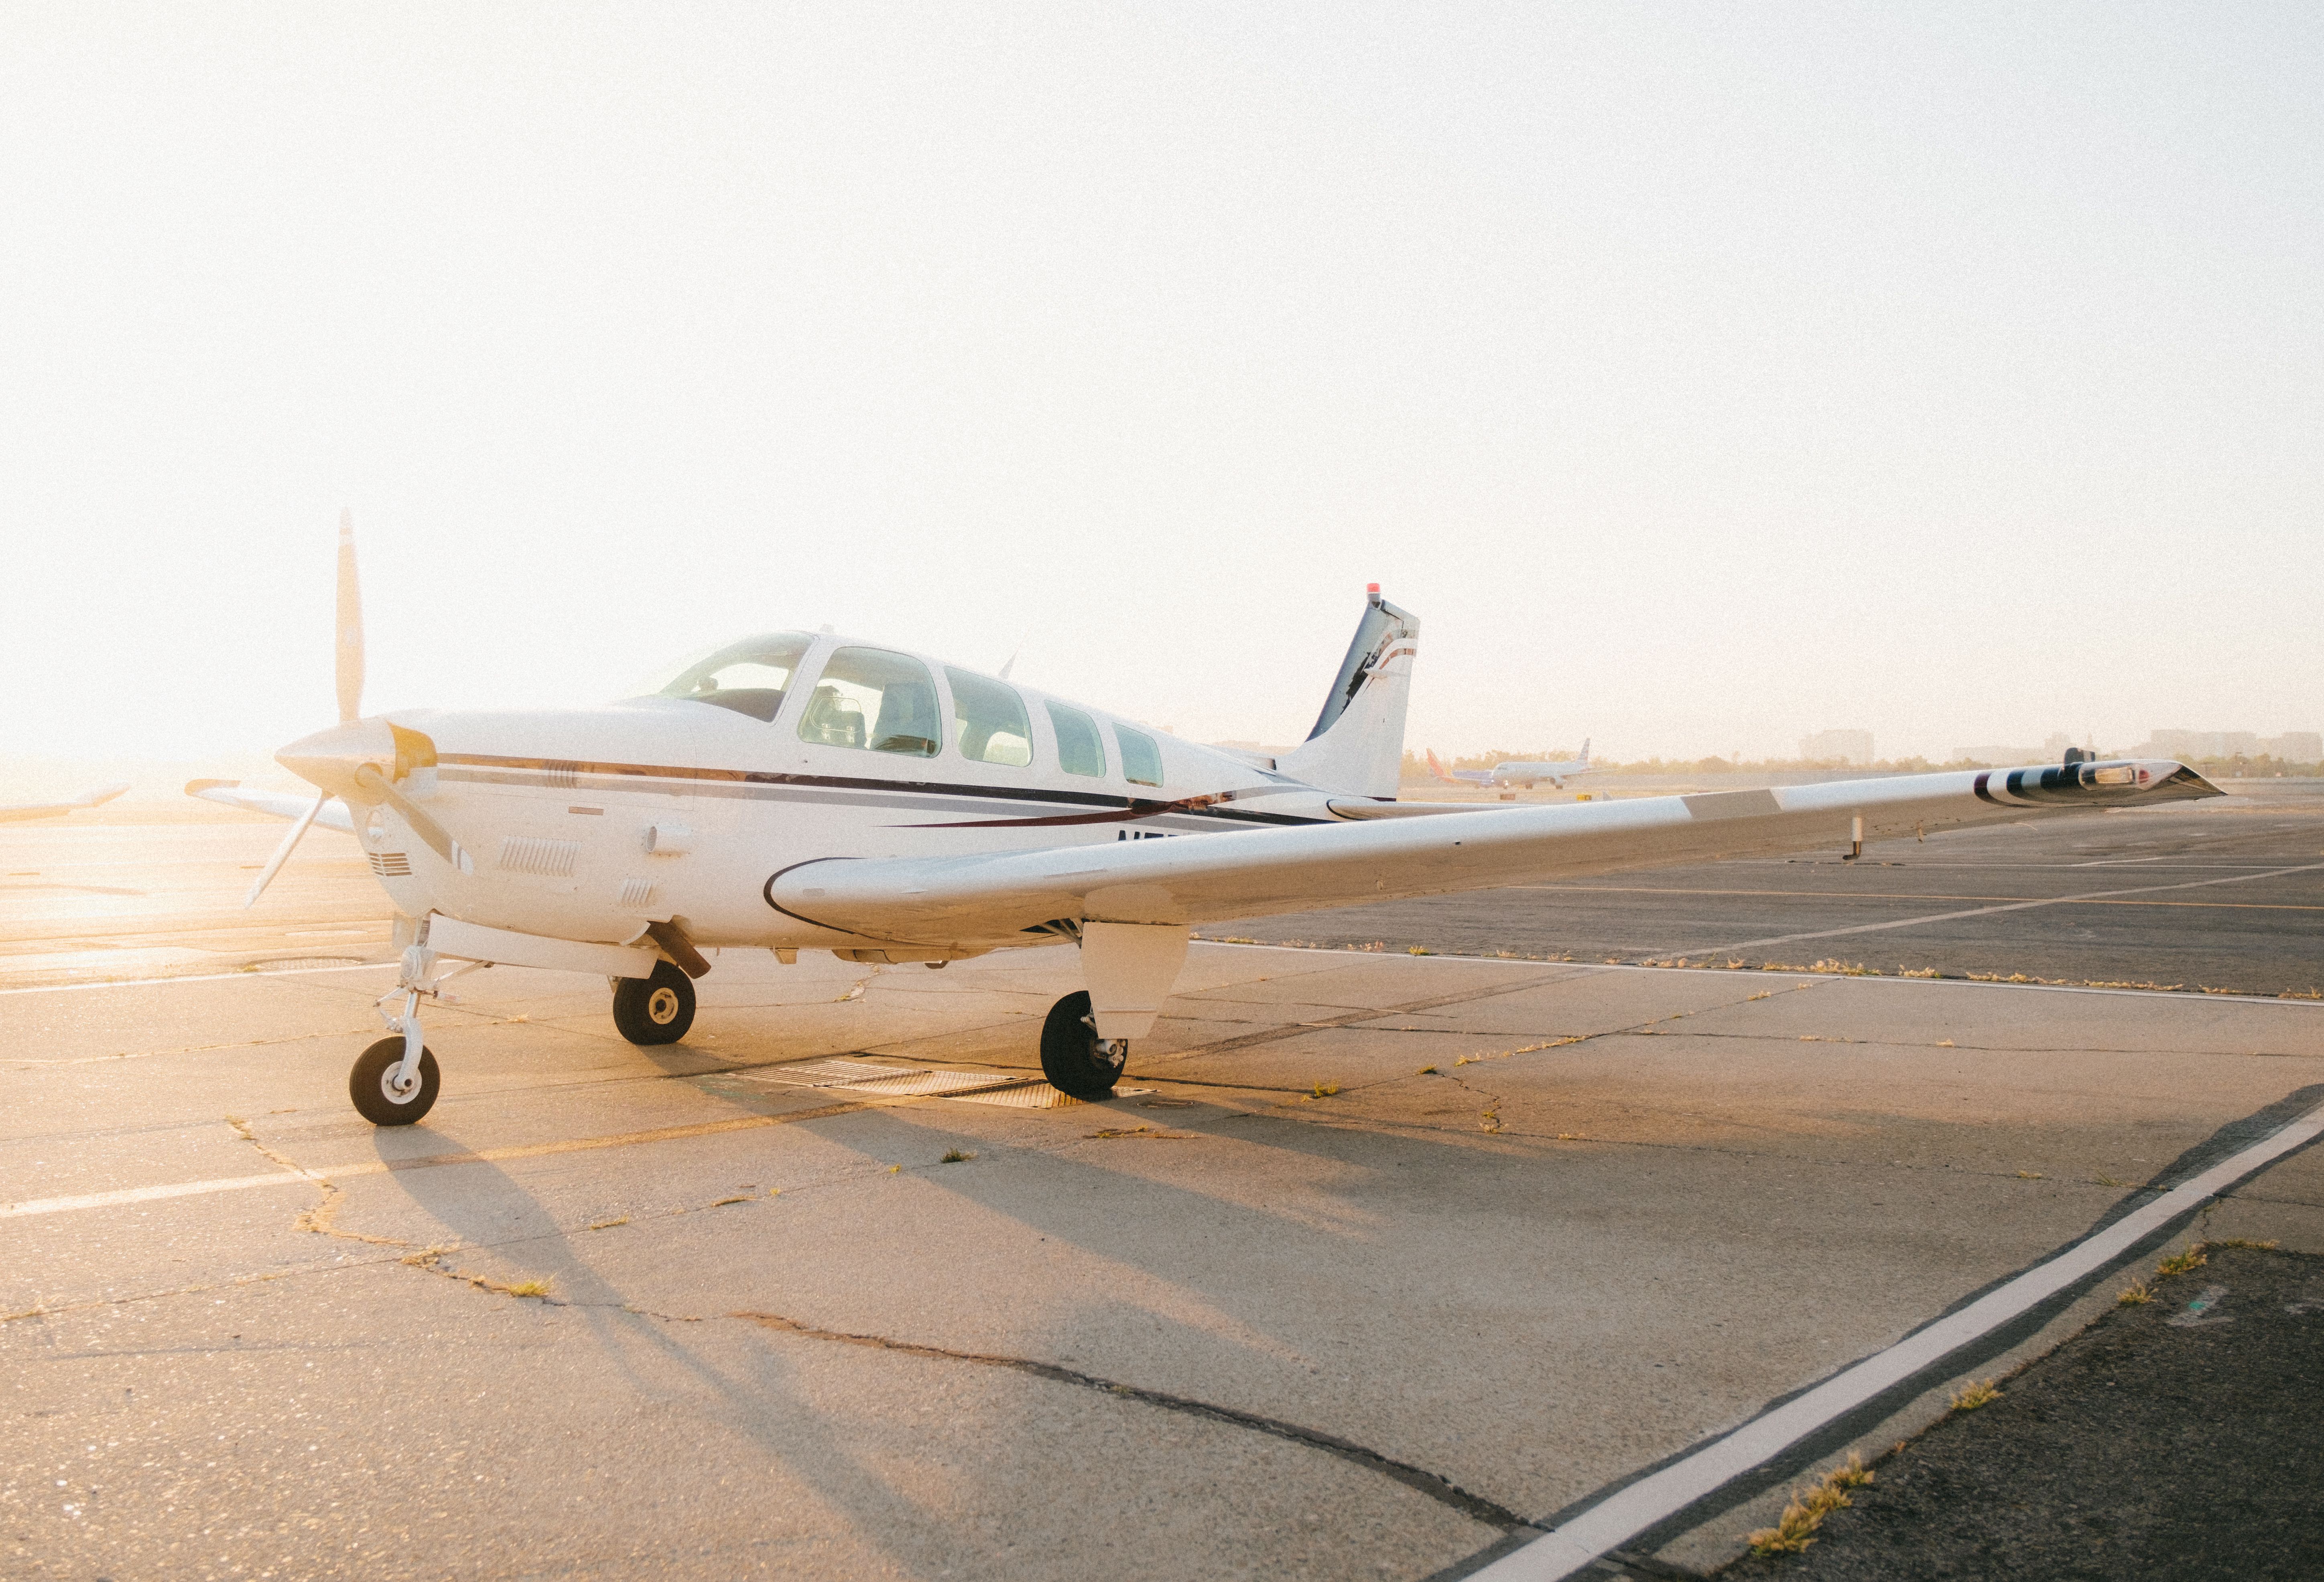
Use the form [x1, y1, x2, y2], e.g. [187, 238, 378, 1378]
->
[730, 1309, 1531, 1531]
[224, 1114, 412, 1249]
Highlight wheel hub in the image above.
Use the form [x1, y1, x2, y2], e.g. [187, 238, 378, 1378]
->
[648, 986, 681, 1024]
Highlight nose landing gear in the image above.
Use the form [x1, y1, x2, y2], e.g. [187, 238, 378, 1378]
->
[350, 1036, 441, 1126]
[1040, 989, 1129, 1100]
[350, 944, 476, 1125]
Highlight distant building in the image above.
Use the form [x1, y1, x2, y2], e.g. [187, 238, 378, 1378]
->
[1798, 729, 1872, 766]
[2147, 729, 2262, 760]
[1951, 744, 2044, 766]
[2131, 729, 2318, 762]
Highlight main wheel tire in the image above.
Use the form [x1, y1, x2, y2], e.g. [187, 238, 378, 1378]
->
[350, 1036, 441, 1126]
[613, 960, 696, 1045]
[1040, 990, 1127, 1100]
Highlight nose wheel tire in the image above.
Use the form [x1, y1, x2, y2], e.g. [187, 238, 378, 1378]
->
[1040, 990, 1128, 1101]
[613, 960, 697, 1045]
[350, 1036, 441, 1126]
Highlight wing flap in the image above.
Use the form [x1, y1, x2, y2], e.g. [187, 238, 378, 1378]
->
[770, 760, 2219, 947]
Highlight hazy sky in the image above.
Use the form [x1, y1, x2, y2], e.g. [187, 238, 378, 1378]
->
[4, 4, 2318, 770]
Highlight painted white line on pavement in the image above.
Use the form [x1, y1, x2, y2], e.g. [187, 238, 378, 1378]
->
[1471, 1096, 2324, 1582]
[2, 1169, 327, 1217]
[0, 962, 396, 996]
[1692, 860, 2324, 956]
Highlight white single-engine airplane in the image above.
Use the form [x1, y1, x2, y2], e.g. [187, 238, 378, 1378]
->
[1427, 742, 1595, 791]
[210, 524, 2220, 1127]
[1, 783, 130, 822]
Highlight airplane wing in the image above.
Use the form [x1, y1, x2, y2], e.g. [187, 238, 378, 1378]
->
[0, 783, 130, 823]
[184, 779, 357, 835]
[770, 760, 2220, 947]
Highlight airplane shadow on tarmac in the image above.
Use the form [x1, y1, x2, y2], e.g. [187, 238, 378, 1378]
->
[359, 1096, 1544, 1571]
[371, 1125, 970, 1574]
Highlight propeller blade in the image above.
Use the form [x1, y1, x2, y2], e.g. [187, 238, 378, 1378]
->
[354, 764, 457, 865]
[243, 789, 330, 908]
[335, 508, 365, 725]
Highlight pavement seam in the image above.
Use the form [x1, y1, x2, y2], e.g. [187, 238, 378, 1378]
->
[728, 1309, 1533, 1532]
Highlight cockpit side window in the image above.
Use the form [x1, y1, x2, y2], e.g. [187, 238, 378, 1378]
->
[1046, 702, 1107, 778]
[799, 647, 942, 757]
[658, 633, 813, 723]
[945, 668, 1033, 767]
[1115, 725, 1164, 788]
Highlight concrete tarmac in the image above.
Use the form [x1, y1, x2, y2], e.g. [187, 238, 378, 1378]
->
[1215, 784, 2324, 999]
[4, 806, 2322, 1580]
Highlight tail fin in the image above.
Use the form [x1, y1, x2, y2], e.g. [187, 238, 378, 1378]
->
[1425, 748, 1459, 785]
[1278, 588, 1419, 799]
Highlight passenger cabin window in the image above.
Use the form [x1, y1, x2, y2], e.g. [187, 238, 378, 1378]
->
[946, 668, 1033, 767]
[659, 633, 813, 723]
[1047, 702, 1107, 778]
[798, 647, 941, 757]
[1116, 725, 1164, 788]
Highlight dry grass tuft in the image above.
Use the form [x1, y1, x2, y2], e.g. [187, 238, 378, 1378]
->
[587, 1217, 629, 1230]
[939, 1149, 975, 1163]
[1309, 1082, 1340, 1099]
[1407, 945, 1433, 955]
[2156, 1246, 2208, 1277]
[1745, 1457, 1873, 1557]
[2116, 1280, 2154, 1306]
[2204, 1237, 2279, 1252]
[504, 1279, 553, 1299]
[1824, 1452, 1874, 1490]
[1949, 1378, 2001, 1411]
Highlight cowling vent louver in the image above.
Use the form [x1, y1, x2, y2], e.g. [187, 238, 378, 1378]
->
[498, 836, 580, 877]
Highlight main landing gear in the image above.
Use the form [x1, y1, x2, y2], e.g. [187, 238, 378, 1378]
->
[612, 960, 696, 1045]
[1041, 989, 1129, 1100]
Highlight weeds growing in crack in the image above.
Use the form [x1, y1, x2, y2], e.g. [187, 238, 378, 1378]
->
[2155, 1245, 2208, 1277]
[1746, 1454, 1875, 1555]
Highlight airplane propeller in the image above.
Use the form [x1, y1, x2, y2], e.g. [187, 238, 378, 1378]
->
[244, 510, 370, 909]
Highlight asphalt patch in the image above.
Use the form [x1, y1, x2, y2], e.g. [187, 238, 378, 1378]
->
[1720, 1246, 2324, 1582]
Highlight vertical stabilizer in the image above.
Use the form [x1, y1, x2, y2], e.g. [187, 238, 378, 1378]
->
[1278, 588, 1419, 799]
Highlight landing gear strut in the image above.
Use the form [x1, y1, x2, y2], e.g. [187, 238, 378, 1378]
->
[350, 943, 473, 1125]
[612, 960, 696, 1045]
[1040, 989, 1128, 1100]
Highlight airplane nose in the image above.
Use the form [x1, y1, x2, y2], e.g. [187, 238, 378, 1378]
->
[276, 718, 396, 801]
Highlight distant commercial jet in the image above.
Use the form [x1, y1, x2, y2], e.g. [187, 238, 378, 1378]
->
[1427, 741, 1594, 791]
[0, 783, 130, 823]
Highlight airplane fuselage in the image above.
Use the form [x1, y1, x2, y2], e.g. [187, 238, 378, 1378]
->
[317, 637, 1351, 963]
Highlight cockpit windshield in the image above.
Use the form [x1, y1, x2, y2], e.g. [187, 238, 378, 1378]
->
[652, 633, 814, 723]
